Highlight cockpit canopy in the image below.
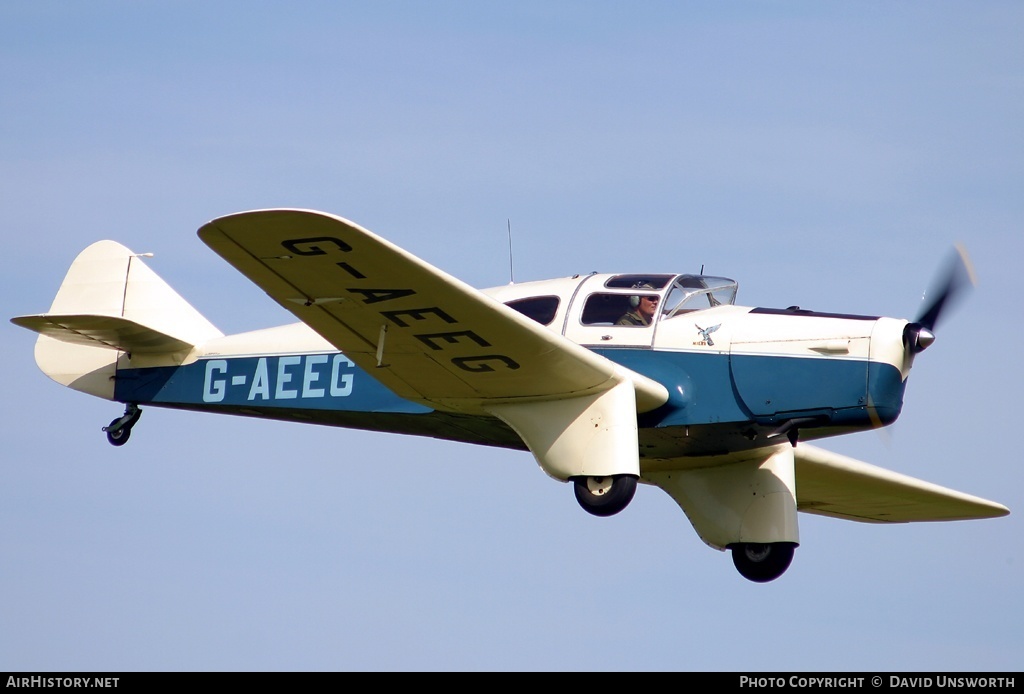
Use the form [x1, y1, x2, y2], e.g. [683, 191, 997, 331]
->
[603, 273, 738, 320]
[660, 274, 738, 319]
[493, 272, 738, 329]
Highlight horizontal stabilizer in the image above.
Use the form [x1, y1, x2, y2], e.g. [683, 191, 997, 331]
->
[794, 444, 1009, 522]
[12, 313, 194, 355]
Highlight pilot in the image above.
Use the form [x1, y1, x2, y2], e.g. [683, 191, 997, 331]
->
[616, 285, 659, 326]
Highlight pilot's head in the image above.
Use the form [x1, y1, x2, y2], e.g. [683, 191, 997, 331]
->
[630, 283, 659, 321]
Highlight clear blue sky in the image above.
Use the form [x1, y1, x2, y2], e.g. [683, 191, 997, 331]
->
[2, 1, 1021, 671]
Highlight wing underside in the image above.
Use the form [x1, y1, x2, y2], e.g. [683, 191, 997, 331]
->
[198, 209, 667, 414]
[793, 444, 1008, 522]
[646, 443, 1007, 551]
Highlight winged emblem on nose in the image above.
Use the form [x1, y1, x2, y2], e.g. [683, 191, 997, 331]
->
[695, 323, 721, 346]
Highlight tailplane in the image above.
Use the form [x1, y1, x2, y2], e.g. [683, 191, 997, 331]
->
[12, 240, 222, 400]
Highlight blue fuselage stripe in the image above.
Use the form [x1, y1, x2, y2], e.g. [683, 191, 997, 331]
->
[115, 348, 905, 428]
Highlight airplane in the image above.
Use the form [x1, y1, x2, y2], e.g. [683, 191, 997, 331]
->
[11, 208, 1010, 582]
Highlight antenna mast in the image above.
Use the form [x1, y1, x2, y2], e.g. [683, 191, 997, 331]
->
[507, 219, 515, 284]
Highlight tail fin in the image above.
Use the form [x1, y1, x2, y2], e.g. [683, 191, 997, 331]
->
[11, 240, 222, 400]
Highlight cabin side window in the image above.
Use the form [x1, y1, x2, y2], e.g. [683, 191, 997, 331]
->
[580, 292, 659, 327]
[504, 296, 560, 326]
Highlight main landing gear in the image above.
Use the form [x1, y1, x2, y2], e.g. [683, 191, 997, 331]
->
[572, 474, 638, 517]
[102, 403, 142, 447]
[729, 542, 797, 583]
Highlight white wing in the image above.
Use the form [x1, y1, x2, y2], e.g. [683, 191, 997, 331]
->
[198, 209, 667, 415]
[793, 444, 1008, 522]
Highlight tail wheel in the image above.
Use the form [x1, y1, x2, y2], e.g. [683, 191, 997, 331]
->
[572, 474, 638, 517]
[730, 542, 797, 583]
[105, 419, 132, 447]
[103, 405, 141, 447]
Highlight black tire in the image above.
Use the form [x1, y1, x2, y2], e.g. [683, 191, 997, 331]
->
[730, 542, 797, 583]
[572, 474, 638, 517]
[106, 419, 131, 447]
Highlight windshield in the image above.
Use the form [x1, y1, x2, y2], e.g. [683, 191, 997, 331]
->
[662, 274, 737, 319]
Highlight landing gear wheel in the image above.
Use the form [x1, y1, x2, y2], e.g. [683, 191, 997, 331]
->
[572, 474, 638, 517]
[105, 420, 132, 447]
[730, 542, 797, 583]
[102, 404, 142, 447]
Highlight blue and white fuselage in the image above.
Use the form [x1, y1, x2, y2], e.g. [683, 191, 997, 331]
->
[111, 271, 910, 460]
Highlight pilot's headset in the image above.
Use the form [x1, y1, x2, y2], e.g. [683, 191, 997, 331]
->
[629, 282, 655, 307]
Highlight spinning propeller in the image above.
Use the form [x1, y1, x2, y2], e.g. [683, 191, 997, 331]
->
[903, 244, 977, 356]
[867, 244, 976, 436]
